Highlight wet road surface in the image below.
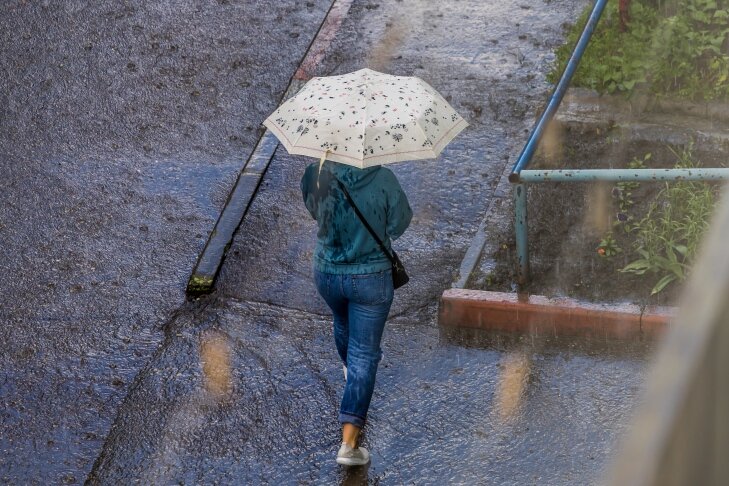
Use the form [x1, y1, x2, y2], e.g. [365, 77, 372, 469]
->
[90, 300, 650, 484]
[0, 0, 653, 484]
[1, 1, 331, 483]
[83, 0, 653, 484]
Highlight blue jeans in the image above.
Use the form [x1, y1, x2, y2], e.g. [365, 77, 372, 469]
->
[314, 269, 394, 428]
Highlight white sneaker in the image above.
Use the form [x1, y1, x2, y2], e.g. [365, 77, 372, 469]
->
[343, 364, 347, 381]
[336, 442, 370, 466]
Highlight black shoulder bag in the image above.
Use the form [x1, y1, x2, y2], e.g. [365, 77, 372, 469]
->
[335, 179, 409, 289]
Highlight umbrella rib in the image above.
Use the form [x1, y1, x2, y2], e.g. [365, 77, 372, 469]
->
[360, 73, 370, 166]
[412, 114, 437, 159]
[430, 117, 467, 155]
[289, 81, 321, 150]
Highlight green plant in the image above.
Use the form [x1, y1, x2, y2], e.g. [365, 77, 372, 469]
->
[598, 153, 648, 258]
[612, 153, 650, 228]
[549, 1, 658, 94]
[597, 232, 622, 257]
[649, 0, 729, 100]
[620, 145, 717, 294]
[550, 0, 729, 101]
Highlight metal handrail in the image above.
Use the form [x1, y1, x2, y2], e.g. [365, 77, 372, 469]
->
[509, 0, 608, 182]
[513, 168, 729, 283]
[519, 168, 729, 183]
[504, 0, 729, 284]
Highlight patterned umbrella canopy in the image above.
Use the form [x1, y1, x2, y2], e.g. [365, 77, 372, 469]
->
[263, 68, 468, 168]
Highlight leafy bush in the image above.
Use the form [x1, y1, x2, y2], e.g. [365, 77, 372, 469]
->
[617, 145, 718, 294]
[550, 0, 729, 101]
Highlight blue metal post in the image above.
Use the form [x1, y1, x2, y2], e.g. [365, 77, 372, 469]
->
[509, 0, 608, 182]
[514, 184, 529, 284]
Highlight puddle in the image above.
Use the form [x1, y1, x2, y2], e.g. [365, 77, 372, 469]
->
[362, 324, 652, 484]
[88, 299, 653, 484]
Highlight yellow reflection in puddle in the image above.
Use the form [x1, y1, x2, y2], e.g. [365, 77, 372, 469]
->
[495, 351, 531, 422]
[200, 330, 232, 400]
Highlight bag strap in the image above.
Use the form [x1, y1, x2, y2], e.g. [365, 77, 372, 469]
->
[334, 178, 396, 266]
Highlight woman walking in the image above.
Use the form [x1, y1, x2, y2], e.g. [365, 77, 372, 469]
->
[301, 159, 412, 466]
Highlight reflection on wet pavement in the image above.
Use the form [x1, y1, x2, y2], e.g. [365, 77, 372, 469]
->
[495, 351, 531, 422]
[200, 330, 233, 400]
[90, 299, 650, 484]
[16, 0, 653, 483]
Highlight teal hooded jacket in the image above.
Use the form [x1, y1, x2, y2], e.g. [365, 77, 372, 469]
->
[301, 161, 412, 274]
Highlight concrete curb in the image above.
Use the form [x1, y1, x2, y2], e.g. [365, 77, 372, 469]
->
[558, 88, 729, 148]
[186, 0, 354, 297]
[438, 288, 675, 339]
[565, 87, 729, 125]
[454, 159, 515, 289]
[187, 134, 278, 296]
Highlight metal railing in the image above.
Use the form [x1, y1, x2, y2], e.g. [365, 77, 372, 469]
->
[507, 0, 729, 283]
[514, 168, 729, 283]
[503, 3, 729, 481]
[508, 0, 608, 180]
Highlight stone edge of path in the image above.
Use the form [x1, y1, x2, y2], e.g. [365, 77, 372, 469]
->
[453, 155, 514, 289]
[563, 87, 729, 126]
[186, 0, 354, 297]
[438, 288, 675, 339]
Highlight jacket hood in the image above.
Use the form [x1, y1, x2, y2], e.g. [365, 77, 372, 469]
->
[326, 161, 382, 190]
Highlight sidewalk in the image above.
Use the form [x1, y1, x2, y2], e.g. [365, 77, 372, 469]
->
[83, 1, 653, 484]
[0, 1, 331, 483]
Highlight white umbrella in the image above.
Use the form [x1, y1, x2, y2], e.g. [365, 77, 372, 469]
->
[263, 68, 467, 168]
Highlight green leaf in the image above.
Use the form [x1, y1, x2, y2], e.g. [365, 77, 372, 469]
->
[667, 262, 685, 279]
[666, 246, 679, 263]
[651, 274, 678, 295]
[621, 259, 651, 275]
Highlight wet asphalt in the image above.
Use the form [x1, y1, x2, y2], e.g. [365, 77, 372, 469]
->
[2, 0, 652, 484]
[1, 1, 330, 483]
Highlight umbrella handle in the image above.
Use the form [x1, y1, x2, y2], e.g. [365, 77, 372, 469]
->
[316, 150, 329, 189]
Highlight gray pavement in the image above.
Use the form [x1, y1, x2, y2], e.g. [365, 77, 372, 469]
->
[1, 1, 330, 483]
[2, 0, 652, 484]
[85, 0, 652, 484]
[90, 299, 650, 484]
